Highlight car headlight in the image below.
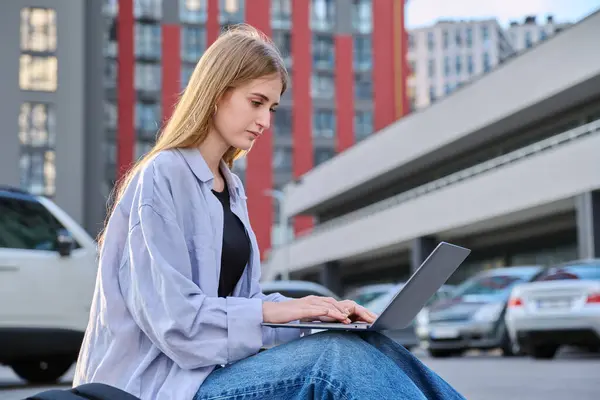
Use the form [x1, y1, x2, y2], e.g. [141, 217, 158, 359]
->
[416, 309, 429, 326]
[472, 303, 504, 322]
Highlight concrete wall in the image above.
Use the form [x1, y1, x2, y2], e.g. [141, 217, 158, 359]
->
[267, 130, 600, 273]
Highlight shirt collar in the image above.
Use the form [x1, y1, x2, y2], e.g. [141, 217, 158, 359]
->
[177, 148, 243, 199]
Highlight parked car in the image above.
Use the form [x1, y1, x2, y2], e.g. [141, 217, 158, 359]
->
[344, 283, 397, 306]
[0, 186, 98, 383]
[421, 266, 544, 358]
[261, 280, 340, 299]
[505, 259, 600, 359]
[363, 283, 455, 350]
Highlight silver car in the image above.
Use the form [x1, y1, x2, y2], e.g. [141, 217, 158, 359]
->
[505, 260, 600, 359]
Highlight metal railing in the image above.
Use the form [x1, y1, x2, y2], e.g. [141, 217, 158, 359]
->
[294, 118, 600, 241]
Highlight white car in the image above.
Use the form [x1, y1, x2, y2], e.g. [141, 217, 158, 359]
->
[505, 260, 600, 359]
[0, 186, 98, 383]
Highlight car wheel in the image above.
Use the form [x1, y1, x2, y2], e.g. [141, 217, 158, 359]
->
[11, 356, 73, 384]
[530, 344, 559, 360]
[500, 331, 518, 357]
[428, 349, 462, 358]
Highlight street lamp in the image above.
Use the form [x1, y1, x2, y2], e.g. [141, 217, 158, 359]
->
[264, 189, 290, 280]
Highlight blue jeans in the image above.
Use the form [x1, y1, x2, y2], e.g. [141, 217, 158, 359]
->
[194, 331, 464, 399]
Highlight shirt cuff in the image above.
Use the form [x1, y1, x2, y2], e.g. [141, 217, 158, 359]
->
[226, 297, 264, 363]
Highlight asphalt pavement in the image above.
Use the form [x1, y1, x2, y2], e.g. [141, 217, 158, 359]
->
[1, 348, 599, 399]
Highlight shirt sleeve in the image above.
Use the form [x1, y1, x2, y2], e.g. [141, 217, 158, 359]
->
[119, 201, 265, 370]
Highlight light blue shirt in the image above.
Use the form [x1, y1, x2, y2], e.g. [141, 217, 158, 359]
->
[73, 148, 306, 400]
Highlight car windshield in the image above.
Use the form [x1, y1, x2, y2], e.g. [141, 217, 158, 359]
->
[352, 291, 390, 306]
[363, 288, 399, 313]
[534, 264, 600, 281]
[451, 273, 531, 299]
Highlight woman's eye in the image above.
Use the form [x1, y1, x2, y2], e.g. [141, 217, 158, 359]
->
[270, 108, 277, 113]
[251, 101, 262, 107]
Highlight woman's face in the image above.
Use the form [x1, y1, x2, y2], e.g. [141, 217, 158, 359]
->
[213, 74, 282, 151]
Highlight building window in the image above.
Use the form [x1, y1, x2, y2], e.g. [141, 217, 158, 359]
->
[467, 54, 474, 75]
[18, 103, 56, 197]
[351, 0, 372, 33]
[525, 31, 533, 48]
[455, 55, 462, 75]
[272, 31, 292, 66]
[181, 26, 206, 63]
[311, 0, 335, 31]
[311, 73, 334, 99]
[181, 65, 194, 87]
[135, 62, 161, 92]
[134, 0, 162, 20]
[312, 34, 335, 69]
[481, 25, 489, 42]
[271, 0, 292, 29]
[428, 59, 435, 78]
[273, 147, 293, 171]
[104, 100, 118, 130]
[483, 52, 491, 72]
[429, 85, 436, 103]
[313, 109, 335, 138]
[444, 56, 450, 77]
[455, 30, 462, 46]
[180, 0, 207, 23]
[220, 0, 245, 25]
[427, 32, 435, 51]
[135, 140, 154, 160]
[354, 75, 372, 100]
[273, 108, 292, 137]
[408, 33, 415, 49]
[353, 36, 372, 71]
[19, 8, 58, 92]
[354, 111, 372, 141]
[135, 23, 161, 59]
[135, 102, 161, 134]
[20, 8, 57, 52]
[466, 27, 472, 48]
[314, 148, 334, 166]
[19, 55, 58, 92]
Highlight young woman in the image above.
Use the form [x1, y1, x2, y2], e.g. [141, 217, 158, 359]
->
[73, 25, 465, 400]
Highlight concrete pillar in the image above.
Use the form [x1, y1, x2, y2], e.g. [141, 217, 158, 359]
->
[320, 261, 343, 296]
[576, 190, 600, 259]
[411, 236, 438, 273]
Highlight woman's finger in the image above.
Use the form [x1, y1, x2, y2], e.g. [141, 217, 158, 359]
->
[353, 305, 377, 323]
[320, 297, 350, 316]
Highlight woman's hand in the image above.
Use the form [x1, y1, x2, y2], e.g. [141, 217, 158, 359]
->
[262, 296, 377, 325]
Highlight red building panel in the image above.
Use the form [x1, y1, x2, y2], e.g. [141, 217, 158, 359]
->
[291, 0, 314, 234]
[245, 0, 274, 258]
[116, 0, 135, 180]
[206, 0, 220, 45]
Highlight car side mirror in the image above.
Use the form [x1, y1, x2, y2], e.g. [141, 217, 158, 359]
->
[57, 229, 74, 257]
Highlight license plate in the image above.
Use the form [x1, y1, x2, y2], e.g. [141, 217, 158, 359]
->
[537, 298, 572, 309]
[430, 327, 459, 339]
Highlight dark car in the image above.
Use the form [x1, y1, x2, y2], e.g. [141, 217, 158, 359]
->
[423, 266, 544, 358]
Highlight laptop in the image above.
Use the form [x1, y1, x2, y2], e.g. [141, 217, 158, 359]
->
[261, 242, 470, 331]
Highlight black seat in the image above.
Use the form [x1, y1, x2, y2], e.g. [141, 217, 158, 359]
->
[26, 383, 141, 400]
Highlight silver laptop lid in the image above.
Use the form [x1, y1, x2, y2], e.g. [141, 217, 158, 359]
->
[371, 242, 470, 331]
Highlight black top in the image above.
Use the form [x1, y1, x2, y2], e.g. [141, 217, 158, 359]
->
[212, 181, 251, 298]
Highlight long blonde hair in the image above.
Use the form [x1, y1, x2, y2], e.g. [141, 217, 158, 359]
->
[98, 24, 288, 249]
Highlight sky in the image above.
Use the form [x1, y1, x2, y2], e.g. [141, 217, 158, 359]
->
[405, 0, 600, 28]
